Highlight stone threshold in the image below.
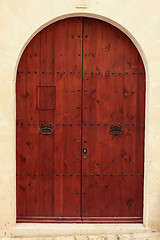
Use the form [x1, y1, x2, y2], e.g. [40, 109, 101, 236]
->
[15, 223, 148, 237]
[1, 232, 160, 240]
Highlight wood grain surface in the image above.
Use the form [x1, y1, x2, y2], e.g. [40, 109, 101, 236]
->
[16, 17, 145, 223]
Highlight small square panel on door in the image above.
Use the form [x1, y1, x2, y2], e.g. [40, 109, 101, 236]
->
[37, 86, 56, 110]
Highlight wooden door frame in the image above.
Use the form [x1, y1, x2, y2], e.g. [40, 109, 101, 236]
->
[14, 13, 148, 229]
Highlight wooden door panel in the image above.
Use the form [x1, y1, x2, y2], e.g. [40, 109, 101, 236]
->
[82, 18, 145, 222]
[16, 17, 82, 221]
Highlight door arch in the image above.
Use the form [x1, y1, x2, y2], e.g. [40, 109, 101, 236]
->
[16, 17, 145, 223]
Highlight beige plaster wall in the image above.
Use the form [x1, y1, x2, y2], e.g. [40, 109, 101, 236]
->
[0, 0, 160, 237]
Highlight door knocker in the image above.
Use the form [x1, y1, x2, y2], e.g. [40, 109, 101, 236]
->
[110, 124, 122, 136]
[40, 124, 53, 135]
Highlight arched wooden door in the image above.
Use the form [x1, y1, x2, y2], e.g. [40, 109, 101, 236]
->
[16, 17, 145, 223]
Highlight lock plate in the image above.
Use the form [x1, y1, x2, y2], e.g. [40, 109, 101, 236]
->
[83, 148, 87, 154]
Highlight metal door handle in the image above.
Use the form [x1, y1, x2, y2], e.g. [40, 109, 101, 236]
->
[40, 125, 53, 135]
[110, 124, 122, 136]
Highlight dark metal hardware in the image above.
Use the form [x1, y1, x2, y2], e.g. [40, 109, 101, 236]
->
[40, 125, 53, 135]
[83, 148, 87, 154]
[110, 124, 122, 136]
[84, 156, 86, 159]
[84, 192, 86, 194]
[84, 106, 87, 109]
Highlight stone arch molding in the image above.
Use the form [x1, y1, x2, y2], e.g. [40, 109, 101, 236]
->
[13, 11, 150, 237]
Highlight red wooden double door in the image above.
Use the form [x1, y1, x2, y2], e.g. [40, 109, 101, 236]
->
[16, 17, 145, 223]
